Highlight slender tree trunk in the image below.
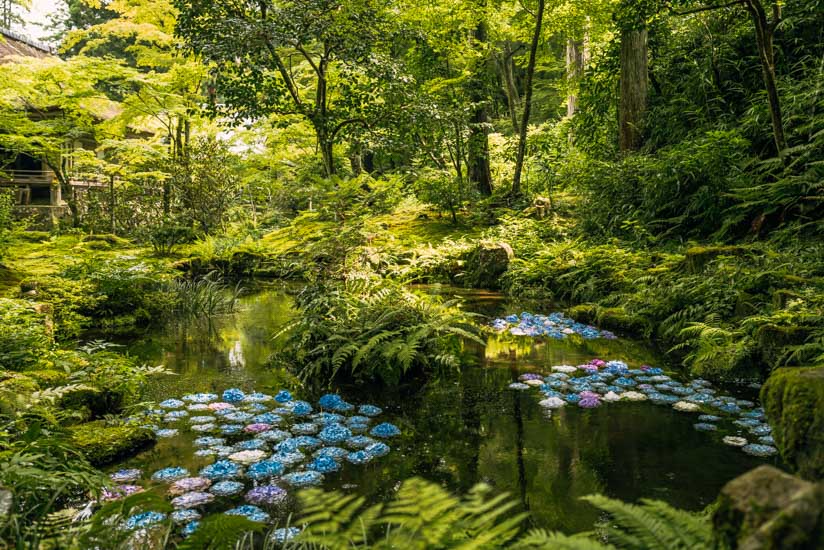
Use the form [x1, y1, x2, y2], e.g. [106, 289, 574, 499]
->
[501, 41, 521, 133]
[467, 19, 494, 196]
[618, 28, 648, 152]
[512, 0, 545, 197]
[109, 174, 116, 234]
[743, 0, 785, 154]
[566, 39, 584, 117]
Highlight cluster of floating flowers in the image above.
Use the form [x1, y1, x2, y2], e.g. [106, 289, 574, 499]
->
[491, 312, 616, 340]
[509, 359, 778, 459]
[107, 389, 400, 540]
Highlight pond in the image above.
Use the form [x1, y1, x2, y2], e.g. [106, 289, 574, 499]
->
[110, 283, 773, 535]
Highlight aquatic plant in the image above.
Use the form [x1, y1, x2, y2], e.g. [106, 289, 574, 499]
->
[170, 272, 242, 320]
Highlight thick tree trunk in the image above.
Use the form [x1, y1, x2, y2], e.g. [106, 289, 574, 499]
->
[319, 136, 335, 177]
[512, 0, 545, 197]
[467, 20, 494, 196]
[618, 28, 648, 152]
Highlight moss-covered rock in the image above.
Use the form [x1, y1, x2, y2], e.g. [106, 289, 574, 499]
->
[761, 367, 824, 480]
[684, 245, 749, 274]
[712, 465, 824, 549]
[595, 307, 650, 336]
[69, 421, 156, 466]
[462, 242, 514, 290]
[567, 304, 598, 324]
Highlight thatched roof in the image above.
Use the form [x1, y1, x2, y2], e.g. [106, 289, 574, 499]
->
[0, 28, 53, 62]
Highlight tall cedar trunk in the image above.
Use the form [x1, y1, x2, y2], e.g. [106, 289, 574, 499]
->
[501, 41, 521, 133]
[618, 28, 648, 152]
[566, 39, 583, 117]
[467, 20, 494, 196]
[743, 0, 786, 154]
[511, 0, 545, 197]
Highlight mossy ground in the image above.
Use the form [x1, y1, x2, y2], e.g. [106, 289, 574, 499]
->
[69, 421, 156, 466]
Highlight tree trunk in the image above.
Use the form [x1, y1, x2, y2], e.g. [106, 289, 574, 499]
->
[467, 20, 494, 196]
[500, 41, 521, 133]
[618, 28, 648, 152]
[743, 0, 786, 154]
[566, 39, 583, 117]
[319, 134, 335, 177]
[512, 0, 545, 197]
[109, 174, 116, 234]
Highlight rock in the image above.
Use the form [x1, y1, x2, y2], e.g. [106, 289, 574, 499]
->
[761, 367, 824, 480]
[70, 421, 156, 466]
[712, 465, 824, 549]
[462, 242, 514, 289]
[684, 245, 749, 274]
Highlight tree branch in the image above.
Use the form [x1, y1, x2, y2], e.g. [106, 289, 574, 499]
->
[671, 0, 743, 16]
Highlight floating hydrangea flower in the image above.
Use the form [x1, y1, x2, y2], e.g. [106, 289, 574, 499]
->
[244, 423, 272, 434]
[270, 527, 301, 543]
[194, 449, 216, 457]
[347, 415, 371, 426]
[308, 455, 340, 473]
[718, 403, 742, 414]
[314, 446, 348, 459]
[235, 439, 268, 451]
[220, 424, 243, 435]
[189, 415, 216, 424]
[693, 423, 717, 432]
[182, 520, 199, 536]
[171, 509, 201, 524]
[110, 468, 141, 483]
[169, 477, 211, 495]
[246, 485, 287, 506]
[578, 395, 601, 408]
[259, 429, 291, 442]
[226, 505, 269, 523]
[370, 423, 400, 438]
[648, 393, 678, 404]
[293, 435, 322, 449]
[200, 460, 241, 480]
[347, 435, 376, 449]
[195, 437, 225, 447]
[564, 393, 581, 404]
[229, 450, 267, 465]
[552, 365, 577, 374]
[314, 412, 345, 425]
[673, 401, 700, 412]
[183, 393, 218, 403]
[275, 439, 300, 453]
[750, 425, 772, 436]
[172, 491, 214, 509]
[253, 413, 282, 425]
[125, 511, 166, 530]
[348, 422, 369, 434]
[243, 392, 273, 403]
[759, 435, 775, 446]
[539, 397, 566, 409]
[318, 394, 346, 409]
[508, 382, 530, 390]
[208, 402, 234, 411]
[365, 442, 390, 457]
[347, 450, 372, 465]
[160, 399, 184, 409]
[621, 391, 648, 401]
[283, 471, 323, 487]
[519, 373, 543, 381]
[222, 389, 245, 403]
[722, 436, 748, 447]
[319, 424, 352, 444]
[292, 423, 320, 435]
[698, 415, 721, 422]
[213, 445, 235, 457]
[525, 379, 544, 387]
[101, 484, 143, 501]
[157, 428, 180, 439]
[224, 412, 254, 423]
[292, 401, 313, 416]
[358, 404, 382, 417]
[164, 410, 188, 419]
[602, 391, 621, 402]
[247, 459, 285, 480]
[272, 451, 305, 466]
[742, 444, 778, 457]
[191, 424, 216, 433]
[274, 390, 292, 403]
[152, 467, 189, 482]
[244, 403, 269, 413]
[210, 480, 245, 496]
[187, 404, 209, 412]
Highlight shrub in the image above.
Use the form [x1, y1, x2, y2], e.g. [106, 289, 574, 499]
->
[0, 299, 53, 370]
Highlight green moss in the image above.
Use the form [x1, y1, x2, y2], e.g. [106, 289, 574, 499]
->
[0, 372, 39, 394]
[0, 298, 53, 369]
[595, 307, 650, 336]
[69, 421, 156, 466]
[25, 369, 69, 387]
[567, 304, 597, 324]
[761, 367, 824, 480]
[684, 245, 749, 274]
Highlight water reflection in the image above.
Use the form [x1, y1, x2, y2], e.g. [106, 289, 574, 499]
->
[113, 284, 768, 535]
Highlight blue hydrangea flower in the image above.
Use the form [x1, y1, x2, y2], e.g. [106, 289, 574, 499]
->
[274, 390, 292, 403]
[247, 459, 285, 480]
[564, 393, 581, 404]
[171, 509, 201, 524]
[151, 467, 189, 482]
[697, 415, 721, 422]
[160, 399, 185, 409]
[741, 444, 778, 457]
[182, 520, 199, 536]
[750, 425, 772, 436]
[243, 403, 269, 413]
[164, 410, 188, 419]
[200, 460, 240, 480]
[183, 393, 218, 403]
[156, 428, 179, 438]
[314, 412, 345, 425]
[358, 404, 382, 417]
[210, 480, 245, 496]
[270, 527, 301, 543]
[370, 423, 400, 438]
[693, 423, 717, 432]
[308, 455, 340, 473]
[254, 413, 283, 424]
[365, 442, 390, 457]
[314, 446, 348, 459]
[110, 468, 141, 483]
[272, 451, 305, 466]
[224, 412, 254, 423]
[294, 436, 322, 449]
[194, 449, 216, 457]
[226, 505, 270, 523]
[758, 435, 775, 446]
[348, 423, 369, 434]
[222, 389, 245, 403]
[235, 439, 267, 451]
[125, 511, 166, 530]
[243, 392, 273, 403]
[346, 435, 376, 449]
[292, 423, 320, 435]
[347, 450, 372, 464]
[319, 424, 352, 444]
[259, 429, 291, 442]
[189, 416, 215, 424]
[283, 471, 323, 487]
[292, 401, 313, 416]
[275, 438, 301, 453]
[318, 394, 345, 409]
[220, 424, 243, 435]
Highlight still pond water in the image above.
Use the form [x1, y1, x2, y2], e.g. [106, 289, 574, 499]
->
[112, 284, 769, 534]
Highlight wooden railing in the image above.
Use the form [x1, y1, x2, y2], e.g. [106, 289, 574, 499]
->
[0, 170, 107, 187]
